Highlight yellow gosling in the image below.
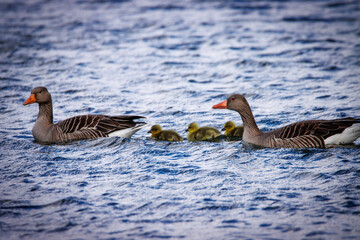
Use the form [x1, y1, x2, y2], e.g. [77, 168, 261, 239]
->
[186, 122, 221, 141]
[148, 124, 183, 142]
[223, 121, 244, 138]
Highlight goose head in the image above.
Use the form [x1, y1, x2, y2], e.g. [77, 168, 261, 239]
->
[24, 86, 51, 105]
[212, 94, 249, 112]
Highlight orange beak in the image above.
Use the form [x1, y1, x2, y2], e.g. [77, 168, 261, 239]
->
[23, 94, 37, 105]
[212, 100, 227, 109]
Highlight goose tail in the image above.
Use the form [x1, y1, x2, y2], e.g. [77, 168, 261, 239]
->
[325, 122, 360, 145]
[108, 122, 149, 138]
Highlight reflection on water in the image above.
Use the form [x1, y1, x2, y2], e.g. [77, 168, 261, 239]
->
[1, 0, 360, 239]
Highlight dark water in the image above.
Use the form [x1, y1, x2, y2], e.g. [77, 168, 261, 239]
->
[1, 0, 360, 239]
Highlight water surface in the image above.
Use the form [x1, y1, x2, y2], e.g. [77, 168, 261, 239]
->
[1, 0, 360, 239]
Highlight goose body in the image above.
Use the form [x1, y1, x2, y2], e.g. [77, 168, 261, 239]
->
[223, 121, 244, 138]
[24, 86, 147, 144]
[148, 125, 183, 142]
[186, 122, 221, 141]
[213, 94, 360, 148]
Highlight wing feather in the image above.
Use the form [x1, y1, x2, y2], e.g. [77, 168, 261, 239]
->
[54, 114, 146, 141]
[273, 135, 325, 148]
[272, 117, 358, 140]
[266, 117, 359, 148]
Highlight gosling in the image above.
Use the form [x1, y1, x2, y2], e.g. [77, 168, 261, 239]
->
[186, 122, 221, 141]
[148, 124, 183, 142]
[223, 121, 244, 138]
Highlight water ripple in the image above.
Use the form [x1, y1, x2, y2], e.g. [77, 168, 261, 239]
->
[0, 0, 360, 239]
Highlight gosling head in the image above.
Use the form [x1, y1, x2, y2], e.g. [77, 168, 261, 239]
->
[223, 121, 236, 132]
[148, 124, 162, 135]
[186, 122, 199, 133]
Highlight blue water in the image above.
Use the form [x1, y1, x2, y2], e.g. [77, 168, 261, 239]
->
[1, 0, 360, 239]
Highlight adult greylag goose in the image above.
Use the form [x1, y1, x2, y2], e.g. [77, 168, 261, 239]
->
[223, 121, 244, 138]
[213, 94, 360, 148]
[186, 122, 221, 141]
[148, 125, 183, 142]
[23, 86, 147, 144]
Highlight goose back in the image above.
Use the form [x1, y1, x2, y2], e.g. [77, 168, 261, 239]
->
[263, 118, 359, 148]
[53, 115, 144, 143]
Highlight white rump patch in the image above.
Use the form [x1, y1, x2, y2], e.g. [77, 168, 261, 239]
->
[325, 123, 360, 145]
[108, 123, 148, 138]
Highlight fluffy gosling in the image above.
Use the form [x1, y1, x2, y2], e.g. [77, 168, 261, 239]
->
[186, 122, 221, 141]
[148, 124, 183, 142]
[223, 121, 244, 138]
